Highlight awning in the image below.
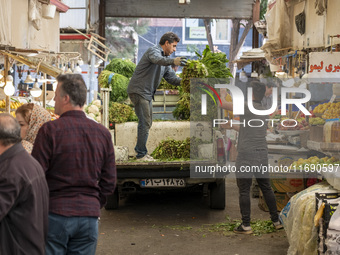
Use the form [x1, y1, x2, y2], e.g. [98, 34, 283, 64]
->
[233, 48, 266, 69]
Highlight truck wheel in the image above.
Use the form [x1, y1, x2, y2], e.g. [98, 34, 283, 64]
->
[209, 180, 226, 210]
[105, 189, 119, 210]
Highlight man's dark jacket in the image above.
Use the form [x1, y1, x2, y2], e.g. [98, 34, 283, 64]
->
[0, 143, 49, 255]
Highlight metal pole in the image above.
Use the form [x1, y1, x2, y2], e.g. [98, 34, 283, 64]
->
[5, 56, 10, 114]
[88, 53, 96, 104]
[101, 88, 111, 129]
[42, 73, 46, 108]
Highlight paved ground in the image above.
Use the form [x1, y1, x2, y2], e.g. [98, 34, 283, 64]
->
[97, 177, 289, 255]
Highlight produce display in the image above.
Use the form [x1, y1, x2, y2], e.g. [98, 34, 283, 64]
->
[0, 99, 24, 109]
[309, 117, 325, 125]
[104, 58, 136, 79]
[0, 110, 16, 117]
[322, 102, 340, 119]
[277, 118, 309, 130]
[313, 102, 330, 115]
[84, 100, 102, 123]
[313, 102, 340, 119]
[290, 156, 340, 170]
[98, 70, 129, 103]
[108, 102, 137, 126]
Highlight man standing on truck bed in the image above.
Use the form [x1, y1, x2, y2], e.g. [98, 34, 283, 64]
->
[220, 81, 283, 234]
[127, 32, 187, 161]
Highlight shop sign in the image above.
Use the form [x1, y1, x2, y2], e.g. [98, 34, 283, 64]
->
[308, 52, 340, 79]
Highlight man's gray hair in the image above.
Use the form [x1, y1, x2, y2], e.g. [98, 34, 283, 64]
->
[56, 74, 87, 107]
[0, 113, 22, 146]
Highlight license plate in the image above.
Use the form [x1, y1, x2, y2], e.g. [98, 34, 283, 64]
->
[140, 178, 185, 187]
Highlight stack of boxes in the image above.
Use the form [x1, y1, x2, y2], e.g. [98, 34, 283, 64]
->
[259, 172, 305, 211]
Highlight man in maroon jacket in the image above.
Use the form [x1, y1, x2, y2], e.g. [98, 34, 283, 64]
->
[0, 113, 49, 255]
[32, 74, 117, 255]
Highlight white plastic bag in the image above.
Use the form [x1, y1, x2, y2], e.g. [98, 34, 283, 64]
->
[261, 0, 292, 62]
[328, 206, 340, 231]
[29, 0, 42, 31]
[280, 182, 338, 255]
[325, 229, 340, 254]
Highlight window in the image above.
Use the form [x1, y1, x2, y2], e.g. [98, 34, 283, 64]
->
[59, 0, 87, 30]
[182, 19, 231, 45]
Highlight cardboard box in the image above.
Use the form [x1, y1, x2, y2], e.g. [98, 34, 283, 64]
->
[269, 172, 305, 193]
[310, 125, 324, 142]
[258, 191, 293, 212]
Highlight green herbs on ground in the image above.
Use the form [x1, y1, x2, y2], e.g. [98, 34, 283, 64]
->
[151, 137, 207, 160]
[201, 218, 277, 236]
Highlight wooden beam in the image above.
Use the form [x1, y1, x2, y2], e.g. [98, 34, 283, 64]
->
[232, 20, 252, 60]
[228, 19, 252, 76]
[252, 0, 260, 23]
[105, 0, 254, 19]
[99, 0, 106, 39]
[229, 19, 241, 76]
[204, 19, 214, 52]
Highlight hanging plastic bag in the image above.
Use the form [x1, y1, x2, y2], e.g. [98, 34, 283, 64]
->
[29, 0, 42, 31]
[295, 12, 305, 35]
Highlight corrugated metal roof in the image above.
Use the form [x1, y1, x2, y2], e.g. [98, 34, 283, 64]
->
[105, 0, 255, 19]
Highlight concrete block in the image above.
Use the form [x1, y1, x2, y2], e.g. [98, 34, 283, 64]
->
[198, 143, 214, 159]
[115, 121, 191, 157]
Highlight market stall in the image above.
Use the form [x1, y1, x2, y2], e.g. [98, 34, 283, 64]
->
[258, 0, 340, 253]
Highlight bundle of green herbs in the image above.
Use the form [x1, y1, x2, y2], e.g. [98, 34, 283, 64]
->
[98, 70, 129, 103]
[108, 102, 138, 125]
[196, 45, 233, 80]
[104, 58, 136, 79]
[173, 46, 232, 121]
[151, 137, 204, 160]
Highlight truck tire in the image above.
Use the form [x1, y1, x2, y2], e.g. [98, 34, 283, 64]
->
[105, 189, 119, 210]
[209, 180, 226, 210]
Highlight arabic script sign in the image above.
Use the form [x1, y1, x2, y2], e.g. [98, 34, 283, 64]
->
[308, 52, 340, 79]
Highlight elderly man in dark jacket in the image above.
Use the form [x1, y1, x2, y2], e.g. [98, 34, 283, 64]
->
[0, 113, 49, 255]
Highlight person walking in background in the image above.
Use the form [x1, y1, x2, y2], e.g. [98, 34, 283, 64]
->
[32, 74, 117, 255]
[220, 81, 283, 234]
[15, 103, 51, 153]
[261, 82, 277, 110]
[0, 113, 49, 255]
[127, 31, 187, 161]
